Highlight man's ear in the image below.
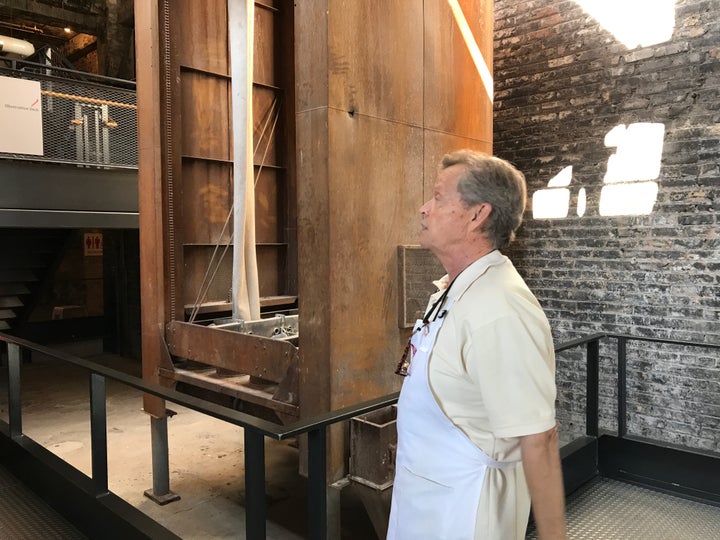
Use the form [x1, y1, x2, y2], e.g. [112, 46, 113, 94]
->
[469, 203, 492, 232]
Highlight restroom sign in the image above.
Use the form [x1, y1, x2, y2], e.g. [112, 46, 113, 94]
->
[84, 232, 103, 256]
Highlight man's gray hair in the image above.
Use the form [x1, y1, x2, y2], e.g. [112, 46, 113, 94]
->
[440, 149, 527, 250]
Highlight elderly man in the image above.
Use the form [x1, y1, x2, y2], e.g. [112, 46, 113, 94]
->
[387, 150, 566, 539]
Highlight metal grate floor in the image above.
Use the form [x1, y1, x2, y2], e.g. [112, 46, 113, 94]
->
[526, 476, 720, 540]
[0, 462, 87, 540]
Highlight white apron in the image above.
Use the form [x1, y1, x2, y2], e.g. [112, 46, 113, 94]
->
[387, 298, 517, 540]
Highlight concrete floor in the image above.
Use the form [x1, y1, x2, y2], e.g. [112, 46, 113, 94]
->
[0, 343, 379, 539]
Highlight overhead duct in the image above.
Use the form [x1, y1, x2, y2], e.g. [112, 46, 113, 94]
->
[0, 36, 35, 59]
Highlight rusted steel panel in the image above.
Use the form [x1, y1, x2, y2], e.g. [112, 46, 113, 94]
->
[176, 0, 229, 75]
[255, 167, 281, 244]
[295, 107, 332, 419]
[165, 320, 297, 383]
[295, 0, 329, 113]
[424, 0, 493, 142]
[325, 109, 423, 409]
[256, 244, 282, 297]
[328, 1, 424, 126]
[182, 246, 233, 307]
[180, 71, 232, 161]
[135, 0, 172, 418]
[254, 4, 277, 86]
[422, 130, 493, 204]
[181, 159, 233, 245]
[253, 87, 280, 165]
[161, 366, 299, 416]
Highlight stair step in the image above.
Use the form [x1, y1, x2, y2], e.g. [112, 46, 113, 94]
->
[0, 321, 9, 331]
[0, 309, 16, 320]
[0, 254, 53, 270]
[0, 297, 23, 308]
[0, 234, 67, 254]
[0, 284, 31, 296]
[0, 269, 38, 282]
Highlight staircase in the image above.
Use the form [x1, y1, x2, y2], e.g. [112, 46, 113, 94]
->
[0, 229, 70, 333]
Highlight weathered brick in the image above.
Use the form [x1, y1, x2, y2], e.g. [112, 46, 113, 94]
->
[495, 0, 720, 452]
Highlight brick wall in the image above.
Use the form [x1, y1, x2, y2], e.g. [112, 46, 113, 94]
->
[494, 0, 720, 451]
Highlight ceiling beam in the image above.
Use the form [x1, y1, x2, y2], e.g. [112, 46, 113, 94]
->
[0, 1, 102, 34]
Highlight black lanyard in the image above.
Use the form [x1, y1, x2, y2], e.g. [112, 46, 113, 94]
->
[422, 277, 457, 325]
[396, 277, 457, 377]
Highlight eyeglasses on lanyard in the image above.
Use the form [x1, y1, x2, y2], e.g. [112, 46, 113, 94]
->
[395, 279, 455, 377]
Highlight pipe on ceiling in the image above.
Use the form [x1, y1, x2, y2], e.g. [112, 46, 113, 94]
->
[0, 36, 35, 58]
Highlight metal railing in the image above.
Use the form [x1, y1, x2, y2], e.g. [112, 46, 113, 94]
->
[0, 331, 396, 540]
[1, 331, 718, 538]
[555, 333, 720, 444]
[0, 59, 136, 169]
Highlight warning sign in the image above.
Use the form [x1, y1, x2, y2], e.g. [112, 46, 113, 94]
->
[84, 232, 103, 256]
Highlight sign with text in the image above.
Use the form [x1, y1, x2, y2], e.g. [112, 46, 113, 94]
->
[0, 76, 43, 156]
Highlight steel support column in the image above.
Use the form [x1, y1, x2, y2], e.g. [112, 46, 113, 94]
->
[144, 415, 180, 504]
[244, 429, 266, 540]
[586, 339, 600, 437]
[7, 343, 22, 439]
[89, 373, 109, 496]
[307, 427, 327, 540]
[617, 336, 628, 438]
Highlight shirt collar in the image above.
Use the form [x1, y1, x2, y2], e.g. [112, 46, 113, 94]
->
[433, 250, 507, 301]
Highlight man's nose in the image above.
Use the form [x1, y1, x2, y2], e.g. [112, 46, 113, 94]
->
[419, 200, 430, 215]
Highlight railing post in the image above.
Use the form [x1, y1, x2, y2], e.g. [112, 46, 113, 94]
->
[244, 428, 266, 540]
[617, 336, 627, 438]
[586, 338, 600, 437]
[89, 373, 109, 496]
[7, 343, 22, 439]
[307, 427, 327, 540]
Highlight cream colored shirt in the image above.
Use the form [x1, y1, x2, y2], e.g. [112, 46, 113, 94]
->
[427, 250, 557, 540]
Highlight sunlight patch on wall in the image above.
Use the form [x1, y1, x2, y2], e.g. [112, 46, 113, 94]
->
[599, 122, 665, 216]
[447, 0, 494, 102]
[573, 0, 675, 48]
[532, 166, 572, 219]
[532, 123, 666, 219]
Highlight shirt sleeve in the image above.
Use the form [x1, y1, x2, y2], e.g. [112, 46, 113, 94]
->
[463, 314, 557, 438]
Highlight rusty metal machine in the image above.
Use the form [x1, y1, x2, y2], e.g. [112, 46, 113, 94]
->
[134, 0, 493, 503]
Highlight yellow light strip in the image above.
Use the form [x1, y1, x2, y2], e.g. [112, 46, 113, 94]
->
[447, 0, 493, 102]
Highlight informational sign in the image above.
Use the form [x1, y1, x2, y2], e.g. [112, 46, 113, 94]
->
[84, 232, 103, 256]
[0, 75, 43, 156]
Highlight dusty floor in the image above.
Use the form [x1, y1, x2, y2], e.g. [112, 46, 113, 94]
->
[0, 344, 380, 540]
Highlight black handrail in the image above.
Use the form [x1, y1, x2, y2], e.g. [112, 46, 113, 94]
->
[0, 332, 396, 539]
[1, 330, 718, 538]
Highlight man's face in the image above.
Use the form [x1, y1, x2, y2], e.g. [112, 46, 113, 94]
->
[419, 164, 476, 256]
